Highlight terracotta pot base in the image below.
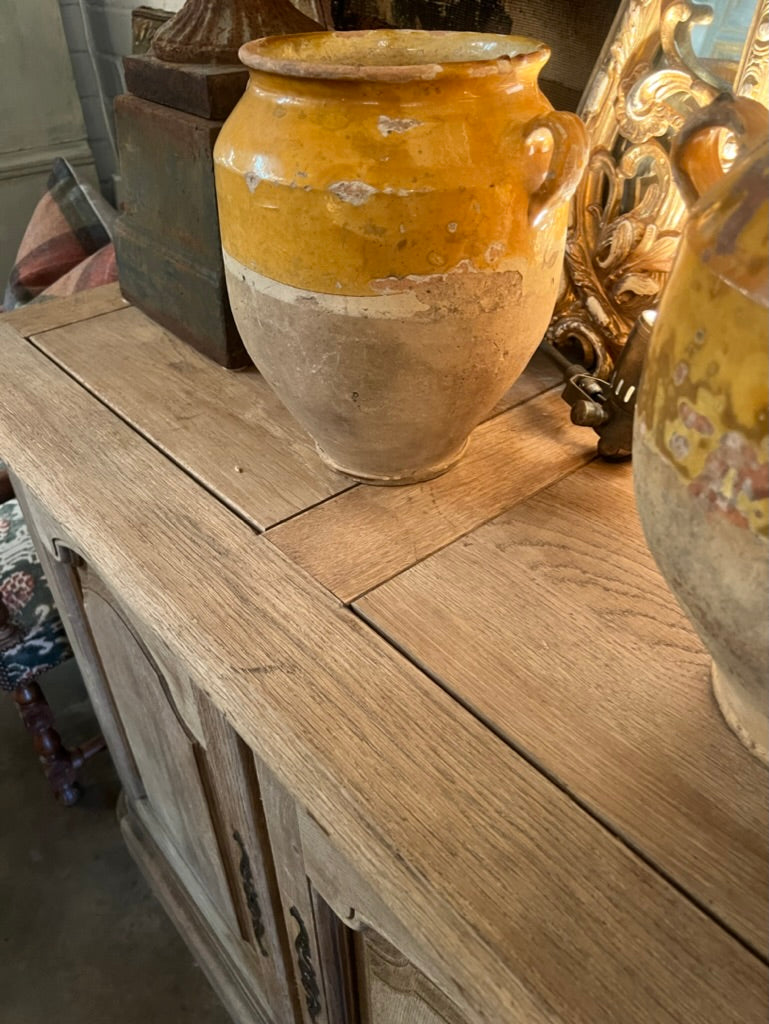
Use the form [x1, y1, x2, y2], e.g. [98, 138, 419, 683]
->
[316, 437, 469, 486]
[711, 662, 769, 767]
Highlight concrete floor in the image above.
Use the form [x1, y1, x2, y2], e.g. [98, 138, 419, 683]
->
[0, 659, 232, 1024]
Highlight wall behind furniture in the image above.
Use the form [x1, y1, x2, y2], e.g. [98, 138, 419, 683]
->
[0, 0, 97, 286]
[57, 0, 185, 200]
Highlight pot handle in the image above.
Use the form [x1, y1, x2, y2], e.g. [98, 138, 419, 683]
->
[524, 111, 589, 228]
[671, 93, 768, 209]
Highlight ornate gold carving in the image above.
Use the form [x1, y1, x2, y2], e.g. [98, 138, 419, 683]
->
[736, 0, 769, 105]
[547, 0, 768, 374]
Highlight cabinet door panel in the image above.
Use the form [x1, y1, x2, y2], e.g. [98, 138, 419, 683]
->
[258, 758, 473, 1024]
[80, 570, 238, 932]
[357, 930, 467, 1024]
[258, 754, 333, 1024]
[195, 696, 300, 1023]
[298, 804, 473, 1024]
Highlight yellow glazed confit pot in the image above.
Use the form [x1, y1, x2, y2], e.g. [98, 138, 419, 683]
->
[634, 96, 768, 764]
[214, 30, 588, 483]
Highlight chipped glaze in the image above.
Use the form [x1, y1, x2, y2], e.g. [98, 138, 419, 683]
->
[634, 98, 768, 763]
[214, 29, 587, 483]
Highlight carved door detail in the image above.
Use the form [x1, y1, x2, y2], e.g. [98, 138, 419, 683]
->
[80, 570, 239, 929]
[258, 757, 472, 1024]
[72, 566, 298, 1023]
[356, 930, 468, 1024]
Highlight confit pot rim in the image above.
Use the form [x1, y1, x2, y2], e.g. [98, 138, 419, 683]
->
[238, 29, 551, 83]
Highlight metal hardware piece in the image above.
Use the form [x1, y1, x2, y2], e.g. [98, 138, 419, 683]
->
[541, 309, 656, 460]
[289, 905, 322, 1021]
[232, 830, 269, 957]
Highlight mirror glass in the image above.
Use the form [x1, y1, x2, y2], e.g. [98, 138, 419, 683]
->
[690, 0, 759, 64]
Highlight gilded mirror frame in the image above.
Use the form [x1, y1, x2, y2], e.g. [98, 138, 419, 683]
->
[546, 0, 769, 374]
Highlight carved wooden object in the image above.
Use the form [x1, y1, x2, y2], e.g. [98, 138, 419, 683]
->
[150, 0, 322, 65]
[12, 679, 106, 805]
[131, 5, 173, 55]
[547, 0, 769, 373]
[737, 0, 769, 105]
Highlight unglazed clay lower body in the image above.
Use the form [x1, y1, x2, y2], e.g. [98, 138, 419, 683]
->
[634, 433, 768, 765]
[224, 252, 556, 484]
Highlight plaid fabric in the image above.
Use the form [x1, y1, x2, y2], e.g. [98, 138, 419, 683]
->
[38, 243, 117, 300]
[0, 497, 72, 692]
[3, 158, 112, 310]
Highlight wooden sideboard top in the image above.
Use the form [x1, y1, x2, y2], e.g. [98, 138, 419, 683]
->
[358, 459, 769, 953]
[0, 287, 766, 1023]
[25, 298, 571, 534]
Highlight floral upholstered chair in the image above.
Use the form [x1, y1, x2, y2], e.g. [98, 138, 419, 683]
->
[0, 462, 106, 804]
[0, 159, 116, 803]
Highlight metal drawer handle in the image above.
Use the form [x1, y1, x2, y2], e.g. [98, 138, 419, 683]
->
[232, 830, 269, 957]
[290, 905, 321, 1020]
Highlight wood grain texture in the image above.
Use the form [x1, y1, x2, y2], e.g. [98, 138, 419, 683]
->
[299, 807, 477, 1021]
[82, 570, 240, 934]
[309, 891, 359, 1024]
[357, 460, 769, 956]
[195, 698, 300, 1022]
[268, 388, 594, 602]
[357, 930, 468, 1024]
[30, 303, 561, 535]
[0, 323, 765, 1024]
[257, 758, 333, 1024]
[120, 797, 274, 1024]
[30, 304, 350, 529]
[1, 283, 127, 337]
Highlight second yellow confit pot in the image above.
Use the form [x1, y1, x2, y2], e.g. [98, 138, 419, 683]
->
[214, 30, 588, 483]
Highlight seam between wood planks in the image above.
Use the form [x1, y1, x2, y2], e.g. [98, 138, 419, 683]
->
[263, 453, 595, 606]
[344, 455, 596, 604]
[24, 324, 357, 533]
[2, 284, 127, 338]
[25, 319, 571, 547]
[351, 601, 769, 967]
[27, 323, 741, 957]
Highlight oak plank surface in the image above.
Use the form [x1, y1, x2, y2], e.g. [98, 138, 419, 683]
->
[1, 282, 127, 337]
[30, 304, 350, 529]
[357, 460, 769, 956]
[30, 303, 562, 536]
[0, 321, 766, 1024]
[268, 388, 594, 602]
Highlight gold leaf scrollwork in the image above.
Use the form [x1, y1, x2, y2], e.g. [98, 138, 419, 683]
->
[737, 0, 769, 105]
[546, 0, 767, 373]
[616, 62, 715, 141]
[560, 139, 681, 372]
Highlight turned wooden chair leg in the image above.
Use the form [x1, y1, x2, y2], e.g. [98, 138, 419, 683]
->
[13, 679, 107, 806]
